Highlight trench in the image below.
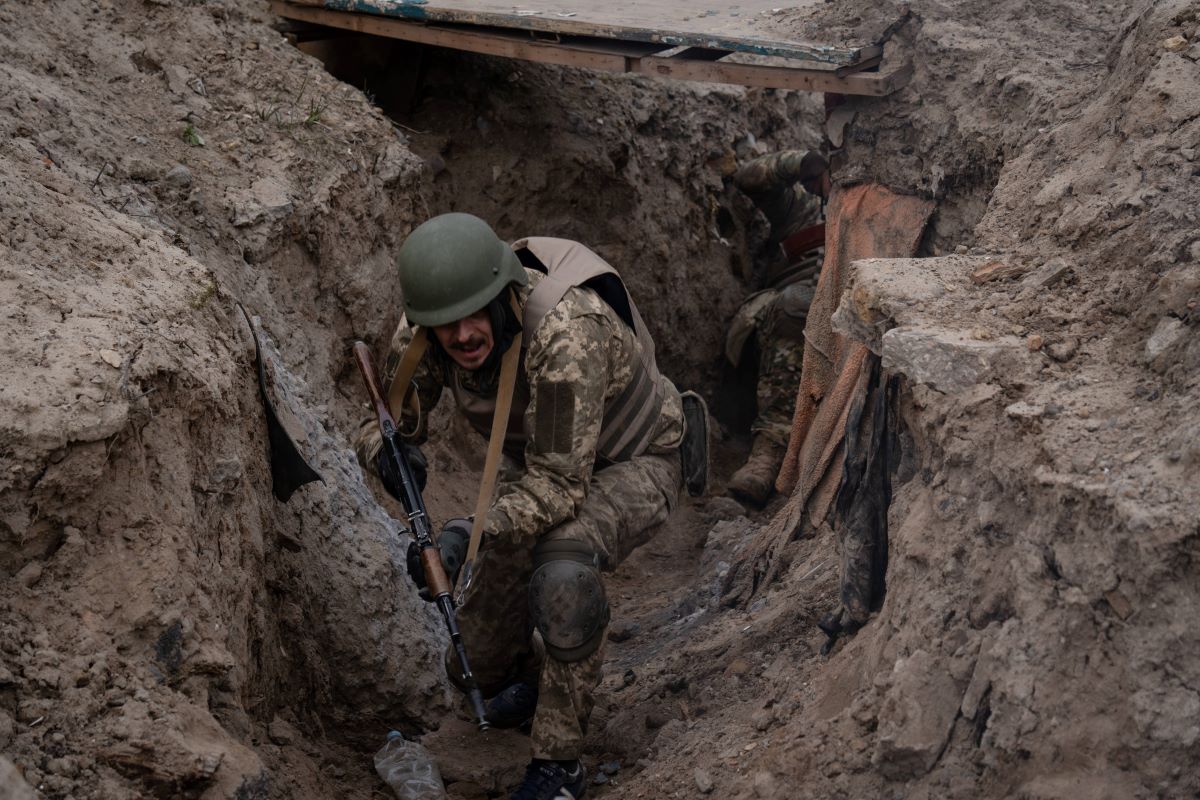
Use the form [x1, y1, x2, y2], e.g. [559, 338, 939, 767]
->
[278, 17, 1030, 799]
[286, 30, 858, 799]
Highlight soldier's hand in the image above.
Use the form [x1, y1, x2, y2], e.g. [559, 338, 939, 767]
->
[437, 518, 471, 585]
[376, 443, 428, 501]
[404, 519, 472, 602]
[405, 541, 435, 602]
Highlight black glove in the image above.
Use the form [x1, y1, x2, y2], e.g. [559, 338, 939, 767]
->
[376, 443, 428, 501]
[405, 518, 472, 601]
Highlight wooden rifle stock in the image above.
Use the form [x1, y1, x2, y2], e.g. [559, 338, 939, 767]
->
[353, 341, 394, 434]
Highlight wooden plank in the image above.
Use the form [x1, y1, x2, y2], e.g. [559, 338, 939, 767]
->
[835, 54, 882, 76]
[633, 55, 911, 96]
[271, 3, 912, 96]
[303, 0, 872, 65]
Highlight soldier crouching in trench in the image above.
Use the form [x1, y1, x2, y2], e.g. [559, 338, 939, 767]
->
[356, 213, 707, 799]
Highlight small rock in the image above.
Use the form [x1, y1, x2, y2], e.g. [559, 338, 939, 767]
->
[1023, 258, 1072, 289]
[664, 675, 688, 694]
[751, 707, 773, 732]
[702, 496, 746, 521]
[882, 327, 1024, 393]
[46, 757, 79, 778]
[1146, 317, 1186, 366]
[1026, 334, 1043, 351]
[693, 767, 714, 794]
[1182, 147, 1197, 161]
[1105, 589, 1134, 620]
[268, 717, 296, 745]
[197, 753, 222, 779]
[1046, 338, 1078, 362]
[970, 260, 1029, 283]
[873, 650, 961, 777]
[164, 164, 192, 188]
[1005, 401, 1044, 420]
[99, 349, 122, 368]
[592, 772, 609, 786]
[752, 771, 778, 798]
[1163, 35, 1188, 52]
[163, 64, 193, 95]
[726, 657, 751, 676]
[608, 622, 640, 643]
[15, 562, 43, 589]
[644, 709, 670, 730]
[126, 157, 159, 182]
[599, 761, 620, 776]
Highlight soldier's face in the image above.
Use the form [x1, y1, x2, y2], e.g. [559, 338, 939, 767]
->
[432, 309, 494, 371]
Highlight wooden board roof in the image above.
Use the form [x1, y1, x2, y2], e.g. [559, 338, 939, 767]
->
[287, 0, 874, 65]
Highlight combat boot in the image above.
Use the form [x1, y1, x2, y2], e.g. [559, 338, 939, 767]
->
[487, 681, 538, 730]
[510, 759, 586, 800]
[727, 436, 786, 506]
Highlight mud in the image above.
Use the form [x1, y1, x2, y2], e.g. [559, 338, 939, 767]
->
[1, 0, 1198, 798]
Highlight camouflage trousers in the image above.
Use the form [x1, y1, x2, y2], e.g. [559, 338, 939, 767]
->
[728, 281, 813, 447]
[445, 449, 682, 760]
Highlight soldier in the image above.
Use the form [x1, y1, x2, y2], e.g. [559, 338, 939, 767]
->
[724, 150, 830, 505]
[356, 213, 707, 800]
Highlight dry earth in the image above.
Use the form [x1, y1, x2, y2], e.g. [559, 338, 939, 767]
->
[1, 0, 1198, 799]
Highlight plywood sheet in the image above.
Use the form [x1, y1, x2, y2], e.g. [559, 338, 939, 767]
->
[302, 0, 872, 64]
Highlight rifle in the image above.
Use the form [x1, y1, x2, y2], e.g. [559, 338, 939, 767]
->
[352, 341, 490, 732]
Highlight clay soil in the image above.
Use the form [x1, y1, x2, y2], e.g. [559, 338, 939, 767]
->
[2, 1, 1198, 799]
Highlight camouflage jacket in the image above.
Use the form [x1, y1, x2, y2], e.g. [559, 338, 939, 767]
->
[356, 267, 685, 544]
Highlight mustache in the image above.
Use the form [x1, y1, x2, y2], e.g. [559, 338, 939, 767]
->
[449, 336, 486, 352]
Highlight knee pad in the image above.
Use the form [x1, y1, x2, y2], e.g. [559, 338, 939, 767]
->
[528, 539, 610, 663]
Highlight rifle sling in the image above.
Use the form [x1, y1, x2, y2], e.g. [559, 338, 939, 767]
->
[385, 326, 429, 426]
[460, 314, 523, 600]
[383, 300, 524, 603]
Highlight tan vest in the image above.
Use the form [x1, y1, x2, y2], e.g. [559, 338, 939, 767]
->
[449, 237, 665, 464]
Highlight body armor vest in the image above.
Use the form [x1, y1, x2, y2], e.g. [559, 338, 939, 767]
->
[448, 237, 666, 464]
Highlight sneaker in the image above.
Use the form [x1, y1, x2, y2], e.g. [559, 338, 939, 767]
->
[510, 759, 586, 800]
[487, 681, 539, 729]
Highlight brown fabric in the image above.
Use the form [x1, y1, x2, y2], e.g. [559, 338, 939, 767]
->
[721, 184, 932, 606]
[775, 184, 934, 517]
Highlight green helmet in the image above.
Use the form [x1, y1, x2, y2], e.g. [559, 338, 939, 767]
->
[396, 213, 528, 327]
